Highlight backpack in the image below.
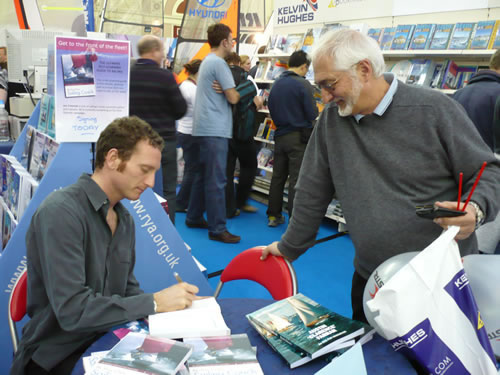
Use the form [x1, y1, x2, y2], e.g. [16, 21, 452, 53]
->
[231, 68, 257, 141]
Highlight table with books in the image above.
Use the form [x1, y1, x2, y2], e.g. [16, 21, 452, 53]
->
[72, 298, 417, 374]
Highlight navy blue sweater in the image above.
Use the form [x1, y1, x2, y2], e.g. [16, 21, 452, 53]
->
[268, 70, 318, 138]
[452, 70, 500, 152]
[129, 59, 187, 140]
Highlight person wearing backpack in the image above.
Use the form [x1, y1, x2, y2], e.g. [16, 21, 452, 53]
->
[224, 53, 262, 218]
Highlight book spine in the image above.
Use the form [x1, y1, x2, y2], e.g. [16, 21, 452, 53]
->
[425, 24, 436, 49]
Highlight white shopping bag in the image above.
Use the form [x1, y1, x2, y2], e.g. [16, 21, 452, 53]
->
[366, 226, 497, 375]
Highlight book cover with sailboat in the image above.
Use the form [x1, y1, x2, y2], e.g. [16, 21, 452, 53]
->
[246, 293, 365, 359]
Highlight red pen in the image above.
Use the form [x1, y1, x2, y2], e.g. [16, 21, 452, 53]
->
[462, 161, 487, 212]
[457, 172, 463, 210]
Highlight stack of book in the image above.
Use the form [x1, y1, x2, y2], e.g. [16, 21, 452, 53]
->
[246, 294, 374, 369]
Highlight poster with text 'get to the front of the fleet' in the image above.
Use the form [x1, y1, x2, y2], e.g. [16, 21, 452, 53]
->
[55, 36, 130, 142]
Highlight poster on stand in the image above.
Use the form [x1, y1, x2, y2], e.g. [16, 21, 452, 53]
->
[54, 36, 130, 142]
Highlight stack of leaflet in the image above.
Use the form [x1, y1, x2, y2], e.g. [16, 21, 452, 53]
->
[246, 294, 374, 369]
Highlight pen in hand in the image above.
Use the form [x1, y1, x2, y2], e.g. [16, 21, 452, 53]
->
[173, 272, 183, 284]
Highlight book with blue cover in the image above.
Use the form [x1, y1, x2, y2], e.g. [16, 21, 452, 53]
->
[405, 59, 436, 86]
[246, 293, 365, 359]
[470, 20, 496, 49]
[391, 24, 416, 50]
[489, 20, 500, 49]
[448, 22, 476, 49]
[409, 24, 436, 50]
[301, 27, 323, 54]
[367, 28, 384, 44]
[380, 27, 396, 50]
[429, 24, 455, 49]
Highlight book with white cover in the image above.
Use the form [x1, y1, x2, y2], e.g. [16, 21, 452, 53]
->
[149, 297, 230, 339]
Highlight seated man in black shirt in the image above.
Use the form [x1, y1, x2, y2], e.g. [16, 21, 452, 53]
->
[10, 116, 201, 375]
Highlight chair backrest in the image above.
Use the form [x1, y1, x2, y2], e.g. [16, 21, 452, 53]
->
[213, 246, 298, 300]
[8, 269, 27, 353]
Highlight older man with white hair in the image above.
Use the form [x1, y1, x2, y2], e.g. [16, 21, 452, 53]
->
[261, 29, 500, 323]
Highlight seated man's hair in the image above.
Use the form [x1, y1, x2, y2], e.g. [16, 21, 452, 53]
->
[207, 23, 232, 48]
[288, 50, 311, 68]
[95, 116, 164, 170]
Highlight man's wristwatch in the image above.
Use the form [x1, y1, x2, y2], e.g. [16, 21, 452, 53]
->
[468, 201, 484, 229]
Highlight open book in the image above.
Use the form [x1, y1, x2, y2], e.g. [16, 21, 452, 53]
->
[149, 297, 230, 339]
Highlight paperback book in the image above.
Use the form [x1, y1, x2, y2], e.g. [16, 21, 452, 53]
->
[37, 93, 52, 134]
[489, 20, 500, 49]
[183, 334, 264, 375]
[319, 23, 343, 38]
[470, 20, 496, 49]
[148, 297, 230, 339]
[405, 59, 436, 86]
[28, 131, 46, 180]
[93, 332, 192, 375]
[440, 60, 459, 89]
[448, 22, 476, 49]
[391, 24, 416, 50]
[409, 24, 436, 50]
[61, 53, 97, 98]
[379, 27, 396, 50]
[366, 28, 384, 44]
[283, 33, 305, 54]
[301, 27, 323, 54]
[257, 148, 273, 169]
[246, 293, 366, 359]
[429, 24, 455, 49]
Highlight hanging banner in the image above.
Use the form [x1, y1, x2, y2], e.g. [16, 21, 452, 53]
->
[82, 0, 95, 31]
[239, 0, 265, 44]
[173, 0, 240, 77]
[54, 36, 130, 142]
[273, 0, 391, 27]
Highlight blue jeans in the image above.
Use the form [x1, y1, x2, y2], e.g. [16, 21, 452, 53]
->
[177, 132, 200, 210]
[187, 136, 228, 235]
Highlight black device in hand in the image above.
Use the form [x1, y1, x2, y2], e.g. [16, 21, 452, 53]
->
[415, 205, 467, 219]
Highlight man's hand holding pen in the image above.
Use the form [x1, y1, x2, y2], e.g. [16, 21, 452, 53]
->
[153, 272, 201, 313]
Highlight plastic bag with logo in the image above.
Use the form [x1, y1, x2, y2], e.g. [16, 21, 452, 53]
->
[366, 226, 497, 375]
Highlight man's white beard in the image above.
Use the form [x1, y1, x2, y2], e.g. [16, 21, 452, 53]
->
[338, 75, 362, 117]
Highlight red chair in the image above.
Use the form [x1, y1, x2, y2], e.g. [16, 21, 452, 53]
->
[213, 246, 298, 300]
[8, 269, 27, 353]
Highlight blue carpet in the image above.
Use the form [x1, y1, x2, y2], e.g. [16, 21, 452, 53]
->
[176, 199, 356, 318]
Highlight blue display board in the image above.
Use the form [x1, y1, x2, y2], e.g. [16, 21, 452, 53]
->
[0, 103, 211, 373]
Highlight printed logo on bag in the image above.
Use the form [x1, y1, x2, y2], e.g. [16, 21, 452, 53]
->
[487, 328, 500, 341]
[434, 356, 453, 375]
[368, 284, 379, 299]
[453, 273, 469, 290]
[391, 328, 428, 351]
[477, 312, 484, 330]
[368, 270, 384, 299]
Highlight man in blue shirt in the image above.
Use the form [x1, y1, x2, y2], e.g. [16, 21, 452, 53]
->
[267, 50, 318, 226]
[187, 23, 241, 243]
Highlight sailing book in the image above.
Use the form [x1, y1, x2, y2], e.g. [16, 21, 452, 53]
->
[301, 27, 323, 54]
[93, 332, 192, 375]
[470, 20, 496, 49]
[246, 293, 366, 359]
[379, 27, 396, 50]
[448, 22, 476, 49]
[183, 334, 264, 375]
[429, 24, 455, 49]
[283, 33, 305, 54]
[409, 24, 436, 50]
[390, 24, 415, 50]
[489, 20, 500, 49]
[148, 297, 230, 339]
[366, 28, 384, 45]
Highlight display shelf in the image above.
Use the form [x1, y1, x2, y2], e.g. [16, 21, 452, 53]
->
[255, 79, 274, 84]
[254, 136, 274, 145]
[383, 49, 496, 59]
[257, 53, 291, 59]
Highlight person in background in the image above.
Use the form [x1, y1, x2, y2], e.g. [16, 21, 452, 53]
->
[186, 23, 241, 243]
[266, 50, 318, 227]
[176, 59, 202, 213]
[249, 46, 266, 78]
[453, 49, 500, 255]
[10, 117, 200, 375]
[261, 29, 500, 324]
[224, 52, 259, 218]
[129, 35, 187, 225]
[240, 54, 251, 72]
[0, 47, 8, 105]
[453, 49, 500, 153]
